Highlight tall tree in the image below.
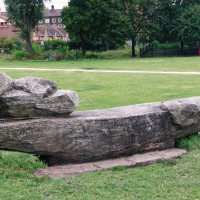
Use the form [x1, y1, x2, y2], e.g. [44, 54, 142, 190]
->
[61, 0, 89, 55]
[61, 0, 130, 54]
[86, 0, 130, 51]
[4, 0, 45, 54]
[152, 0, 181, 43]
[173, 5, 200, 45]
[124, 0, 157, 57]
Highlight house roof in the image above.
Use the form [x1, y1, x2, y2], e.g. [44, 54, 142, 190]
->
[1, 12, 7, 17]
[36, 25, 66, 37]
[1, 7, 62, 18]
[0, 26, 16, 38]
[43, 9, 62, 17]
[0, 16, 8, 20]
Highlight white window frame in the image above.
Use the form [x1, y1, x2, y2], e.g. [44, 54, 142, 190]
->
[52, 18, 56, 23]
[45, 18, 50, 23]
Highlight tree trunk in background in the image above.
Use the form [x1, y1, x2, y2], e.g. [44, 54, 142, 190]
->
[81, 42, 86, 56]
[132, 38, 136, 57]
[106, 43, 109, 51]
[25, 37, 33, 55]
[181, 41, 184, 50]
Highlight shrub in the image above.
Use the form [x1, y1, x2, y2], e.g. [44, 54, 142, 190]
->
[48, 51, 64, 61]
[44, 39, 68, 52]
[65, 49, 83, 60]
[1, 54, 15, 61]
[153, 41, 180, 50]
[12, 50, 29, 60]
[84, 51, 99, 59]
[32, 43, 44, 53]
[0, 37, 24, 53]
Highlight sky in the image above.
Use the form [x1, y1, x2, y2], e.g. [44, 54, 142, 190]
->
[0, 0, 69, 11]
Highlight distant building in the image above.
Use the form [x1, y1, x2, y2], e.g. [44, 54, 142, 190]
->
[40, 5, 64, 28]
[0, 8, 16, 39]
[34, 5, 69, 44]
[0, 5, 69, 43]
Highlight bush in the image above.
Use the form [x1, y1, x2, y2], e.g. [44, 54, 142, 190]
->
[32, 43, 44, 53]
[153, 41, 180, 50]
[65, 49, 83, 60]
[1, 54, 15, 61]
[12, 50, 30, 60]
[0, 37, 24, 53]
[48, 51, 64, 61]
[84, 51, 99, 59]
[44, 39, 68, 52]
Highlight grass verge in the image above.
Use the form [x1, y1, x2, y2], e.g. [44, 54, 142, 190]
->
[0, 58, 200, 199]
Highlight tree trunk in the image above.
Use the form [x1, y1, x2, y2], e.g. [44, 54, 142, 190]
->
[132, 39, 136, 57]
[181, 41, 184, 56]
[80, 34, 86, 56]
[81, 42, 86, 56]
[181, 41, 184, 50]
[25, 37, 33, 54]
[106, 43, 109, 51]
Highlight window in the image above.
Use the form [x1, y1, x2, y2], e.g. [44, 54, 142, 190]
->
[52, 18, 56, 23]
[58, 18, 62, 23]
[45, 18, 50, 23]
[39, 20, 43, 24]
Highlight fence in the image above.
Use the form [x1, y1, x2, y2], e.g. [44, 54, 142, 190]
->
[140, 44, 200, 57]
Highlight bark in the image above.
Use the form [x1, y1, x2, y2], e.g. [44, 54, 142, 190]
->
[25, 37, 33, 54]
[132, 38, 136, 57]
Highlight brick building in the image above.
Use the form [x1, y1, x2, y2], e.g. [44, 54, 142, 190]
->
[34, 5, 69, 44]
[0, 5, 69, 43]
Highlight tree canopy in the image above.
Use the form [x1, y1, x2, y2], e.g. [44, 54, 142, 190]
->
[61, 0, 200, 56]
[4, 0, 45, 54]
[173, 4, 200, 43]
[61, 0, 130, 54]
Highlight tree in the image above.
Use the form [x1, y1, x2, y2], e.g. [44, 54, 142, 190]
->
[152, 0, 181, 43]
[61, 0, 89, 55]
[123, 0, 159, 57]
[4, 0, 45, 54]
[85, 0, 130, 51]
[173, 5, 200, 46]
[61, 0, 130, 55]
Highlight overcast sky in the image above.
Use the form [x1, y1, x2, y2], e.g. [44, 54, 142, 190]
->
[0, 0, 69, 11]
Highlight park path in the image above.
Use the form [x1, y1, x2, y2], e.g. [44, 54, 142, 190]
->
[1, 67, 200, 75]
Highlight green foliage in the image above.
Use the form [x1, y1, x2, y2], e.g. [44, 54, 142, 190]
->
[176, 133, 200, 151]
[151, 0, 181, 43]
[48, 51, 65, 61]
[0, 37, 24, 53]
[61, 0, 130, 54]
[0, 58, 200, 199]
[12, 50, 30, 60]
[173, 4, 200, 43]
[98, 49, 132, 59]
[4, 0, 45, 53]
[44, 39, 68, 53]
[153, 41, 180, 50]
[65, 49, 83, 60]
[32, 43, 44, 53]
[0, 54, 15, 61]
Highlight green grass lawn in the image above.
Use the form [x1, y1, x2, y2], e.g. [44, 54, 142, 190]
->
[0, 56, 200, 71]
[0, 57, 200, 200]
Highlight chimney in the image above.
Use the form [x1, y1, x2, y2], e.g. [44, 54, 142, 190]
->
[51, 5, 54, 11]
